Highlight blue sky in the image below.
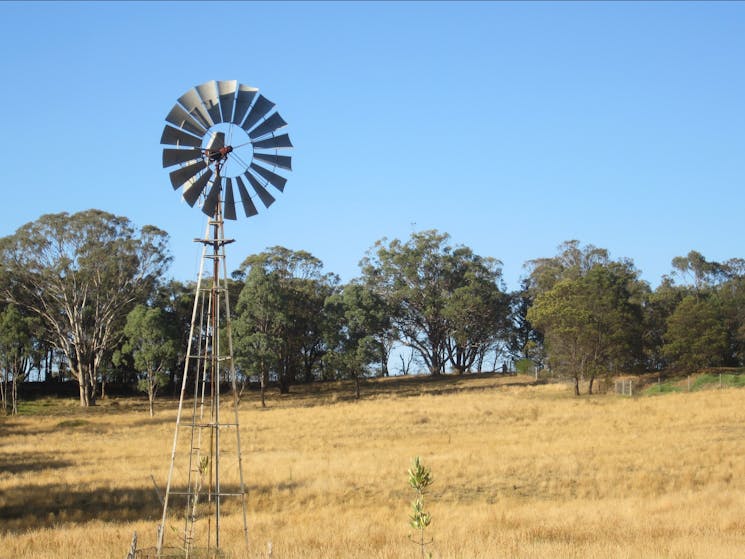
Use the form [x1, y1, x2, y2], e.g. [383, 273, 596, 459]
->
[0, 1, 743, 290]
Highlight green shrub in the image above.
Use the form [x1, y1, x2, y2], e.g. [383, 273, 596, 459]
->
[691, 373, 745, 391]
[643, 382, 682, 396]
[408, 456, 433, 558]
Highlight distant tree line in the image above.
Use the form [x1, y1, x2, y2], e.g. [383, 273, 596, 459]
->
[2, 209, 744, 412]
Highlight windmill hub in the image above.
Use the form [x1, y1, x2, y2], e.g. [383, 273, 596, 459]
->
[207, 144, 233, 163]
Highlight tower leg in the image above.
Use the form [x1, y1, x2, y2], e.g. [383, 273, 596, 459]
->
[156, 195, 248, 557]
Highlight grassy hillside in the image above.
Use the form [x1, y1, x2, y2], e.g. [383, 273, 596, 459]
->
[1, 374, 745, 558]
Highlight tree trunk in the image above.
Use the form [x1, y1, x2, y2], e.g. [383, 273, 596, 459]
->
[278, 372, 290, 394]
[451, 346, 469, 375]
[89, 357, 99, 405]
[45, 348, 52, 382]
[588, 375, 595, 395]
[87, 374, 97, 406]
[399, 352, 412, 376]
[1, 372, 7, 415]
[573, 376, 580, 396]
[260, 370, 268, 408]
[148, 389, 155, 417]
[76, 364, 90, 407]
[11, 374, 18, 415]
[429, 351, 442, 376]
[78, 381, 88, 406]
[354, 375, 360, 400]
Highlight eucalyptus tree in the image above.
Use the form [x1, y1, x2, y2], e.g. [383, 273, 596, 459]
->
[671, 250, 728, 296]
[528, 279, 586, 394]
[296, 273, 339, 383]
[442, 253, 510, 373]
[525, 240, 611, 294]
[527, 242, 645, 395]
[0, 210, 171, 406]
[361, 230, 508, 375]
[718, 268, 745, 365]
[653, 252, 744, 371]
[0, 304, 42, 414]
[332, 282, 396, 376]
[662, 295, 728, 372]
[324, 282, 393, 398]
[233, 247, 338, 398]
[151, 279, 198, 389]
[642, 276, 684, 370]
[120, 305, 179, 416]
[506, 279, 544, 368]
[361, 231, 447, 375]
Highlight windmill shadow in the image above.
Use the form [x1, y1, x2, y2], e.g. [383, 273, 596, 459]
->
[0, 482, 162, 532]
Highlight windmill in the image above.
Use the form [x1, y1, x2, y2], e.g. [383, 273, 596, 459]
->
[147, 80, 292, 558]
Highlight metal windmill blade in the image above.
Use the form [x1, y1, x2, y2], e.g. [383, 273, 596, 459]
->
[177, 87, 213, 129]
[250, 162, 287, 192]
[252, 133, 293, 150]
[217, 80, 237, 124]
[233, 84, 258, 126]
[162, 147, 203, 168]
[223, 177, 237, 220]
[241, 94, 275, 132]
[161, 80, 292, 219]
[244, 170, 275, 208]
[252, 152, 292, 171]
[235, 176, 259, 217]
[165, 104, 207, 136]
[161, 124, 202, 148]
[202, 175, 222, 217]
[247, 112, 287, 140]
[169, 159, 207, 189]
[182, 169, 213, 207]
[196, 80, 222, 125]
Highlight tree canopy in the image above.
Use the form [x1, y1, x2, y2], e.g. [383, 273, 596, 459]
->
[2, 208, 745, 403]
[0, 210, 171, 406]
[361, 230, 509, 375]
[233, 247, 339, 398]
[527, 242, 645, 395]
[120, 304, 178, 416]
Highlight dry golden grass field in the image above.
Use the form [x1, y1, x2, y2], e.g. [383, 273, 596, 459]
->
[2, 374, 745, 558]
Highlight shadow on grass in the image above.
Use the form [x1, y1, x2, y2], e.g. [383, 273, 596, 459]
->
[0, 419, 26, 437]
[0, 480, 271, 532]
[253, 372, 538, 409]
[0, 416, 120, 437]
[0, 482, 163, 532]
[0, 452, 73, 475]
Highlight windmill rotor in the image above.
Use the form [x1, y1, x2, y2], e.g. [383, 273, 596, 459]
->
[161, 80, 293, 219]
